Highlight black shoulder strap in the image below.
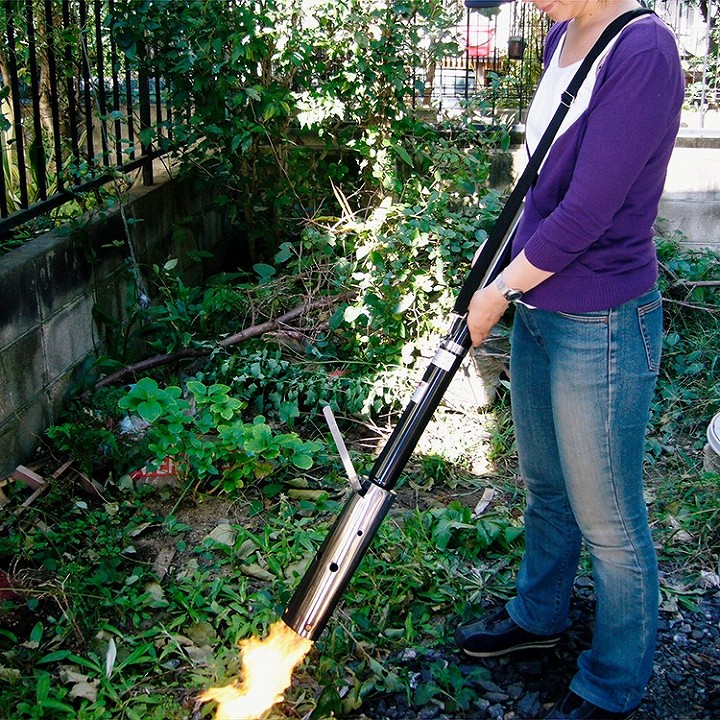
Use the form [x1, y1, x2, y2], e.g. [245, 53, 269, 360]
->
[452, 6, 653, 315]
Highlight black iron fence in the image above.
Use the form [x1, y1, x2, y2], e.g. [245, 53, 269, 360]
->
[0, 0, 167, 236]
[432, 0, 719, 123]
[422, 1, 550, 124]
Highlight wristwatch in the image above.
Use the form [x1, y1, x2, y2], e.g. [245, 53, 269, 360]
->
[494, 273, 524, 303]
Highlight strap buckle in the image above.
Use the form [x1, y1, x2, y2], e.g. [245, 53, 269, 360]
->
[560, 90, 575, 108]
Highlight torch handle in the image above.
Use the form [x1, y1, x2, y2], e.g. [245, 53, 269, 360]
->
[369, 314, 471, 489]
[368, 213, 516, 491]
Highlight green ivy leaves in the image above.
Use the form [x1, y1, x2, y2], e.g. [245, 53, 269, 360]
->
[118, 379, 321, 492]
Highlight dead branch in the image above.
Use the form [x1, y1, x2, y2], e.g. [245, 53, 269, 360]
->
[95, 293, 353, 389]
[663, 298, 719, 312]
[676, 280, 720, 288]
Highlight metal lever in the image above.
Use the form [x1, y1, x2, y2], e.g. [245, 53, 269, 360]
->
[322, 405, 362, 493]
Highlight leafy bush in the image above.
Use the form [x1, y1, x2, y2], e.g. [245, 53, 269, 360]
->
[105, 0, 466, 256]
[205, 347, 375, 423]
[117, 378, 324, 492]
[45, 387, 142, 478]
[651, 233, 720, 451]
[333, 191, 499, 365]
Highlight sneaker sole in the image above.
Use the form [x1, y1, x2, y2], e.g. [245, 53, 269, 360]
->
[460, 636, 561, 658]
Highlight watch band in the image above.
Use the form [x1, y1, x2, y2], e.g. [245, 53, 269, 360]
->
[494, 273, 524, 303]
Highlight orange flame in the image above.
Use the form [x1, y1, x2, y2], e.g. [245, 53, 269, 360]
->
[201, 620, 314, 720]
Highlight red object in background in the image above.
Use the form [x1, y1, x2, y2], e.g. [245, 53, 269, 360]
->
[0, 570, 17, 601]
[466, 26, 495, 58]
[130, 456, 181, 482]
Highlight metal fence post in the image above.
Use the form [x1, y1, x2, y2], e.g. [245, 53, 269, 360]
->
[138, 66, 153, 186]
[4, 0, 29, 210]
[25, 0, 48, 200]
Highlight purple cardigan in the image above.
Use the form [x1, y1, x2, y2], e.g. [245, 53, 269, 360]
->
[511, 15, 684, 312]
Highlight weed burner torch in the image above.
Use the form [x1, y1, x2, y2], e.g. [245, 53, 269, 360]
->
[282, 209, 523, 641]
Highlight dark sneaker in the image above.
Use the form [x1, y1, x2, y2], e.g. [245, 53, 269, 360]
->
[546, 690, 639, 719]
[454, 607, 561, 658]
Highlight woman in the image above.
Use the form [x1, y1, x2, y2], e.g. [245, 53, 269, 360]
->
[454, 1, 683, 718]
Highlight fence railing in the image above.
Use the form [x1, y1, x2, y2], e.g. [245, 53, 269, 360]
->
[0, 0, 167, 237]
[435, 0, 720, 124]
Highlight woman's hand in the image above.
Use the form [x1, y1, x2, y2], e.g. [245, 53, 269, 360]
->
[466, 251, 553, 346]
[466, 283, 510, 347]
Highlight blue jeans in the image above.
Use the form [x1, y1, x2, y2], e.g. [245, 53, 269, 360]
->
[505, 288, 663, 713]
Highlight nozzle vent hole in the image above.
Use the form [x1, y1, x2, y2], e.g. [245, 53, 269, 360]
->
[357, 530, 363, 536]
[329, 562, 339, 572]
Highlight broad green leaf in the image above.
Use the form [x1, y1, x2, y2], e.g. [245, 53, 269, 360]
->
[254, 263, 276, 281]
[137, 400, 163, 423]
[291, 453, 313, 470]
[344, 305, 366, 323]
[394, 145, 413, 166]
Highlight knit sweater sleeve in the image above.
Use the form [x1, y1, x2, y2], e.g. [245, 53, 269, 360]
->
[522, 22, 683, 273]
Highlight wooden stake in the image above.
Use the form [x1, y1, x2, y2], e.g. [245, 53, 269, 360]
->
[11, 465, 46, 490]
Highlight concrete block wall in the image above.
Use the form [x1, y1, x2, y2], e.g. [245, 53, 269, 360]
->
[0, 175, 234, 478]
[658, 142, 720, 250]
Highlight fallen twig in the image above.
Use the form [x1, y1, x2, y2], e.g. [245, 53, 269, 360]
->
[674, 279, 720, 288]
[95, 293, 353, 389]
[663, 298, 719, 312]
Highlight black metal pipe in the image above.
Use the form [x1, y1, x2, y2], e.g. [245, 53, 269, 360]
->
[62, 0, 81, 163]
[124, 63, 136, 160]
[281, 319, 471, 641]
[0, 139, 8, 219]
[109, 2, 124, 168]
[138, 66, 153, 185]
[44, 0, 65, 191]
[369, 315, 471, 490]
[94, 0, 110, 166]
[79, 1, 95, 163]
[26, 0, 47, 200]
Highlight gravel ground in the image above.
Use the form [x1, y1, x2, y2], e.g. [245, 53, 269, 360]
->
[357, 581, 720, 720]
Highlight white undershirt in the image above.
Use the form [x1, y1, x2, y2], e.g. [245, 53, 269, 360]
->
[525, 18, 648, 159]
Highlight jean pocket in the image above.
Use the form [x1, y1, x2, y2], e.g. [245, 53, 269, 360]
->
[556, 310, 609, 323]
[637, 296, 663, 372]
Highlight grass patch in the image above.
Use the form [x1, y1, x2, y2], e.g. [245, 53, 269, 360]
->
[1, 233, 719, 718]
